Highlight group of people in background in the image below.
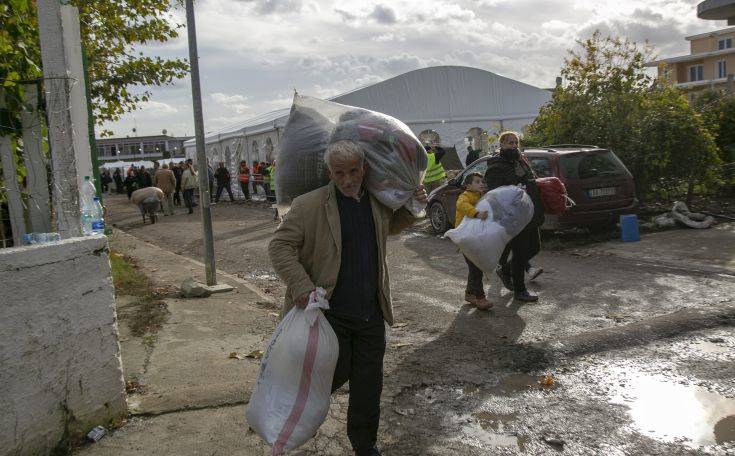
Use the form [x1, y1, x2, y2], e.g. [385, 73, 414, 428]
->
[237, 160, 276, 203]
[102, 158, 277, 218]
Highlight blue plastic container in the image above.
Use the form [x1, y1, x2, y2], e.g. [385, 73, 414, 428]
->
[620, 214, 641, 242]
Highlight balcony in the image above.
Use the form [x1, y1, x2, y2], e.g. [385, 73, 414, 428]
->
[698, 0, 735, 24]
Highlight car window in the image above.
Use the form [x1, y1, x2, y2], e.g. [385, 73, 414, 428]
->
[458, 160, 488, 184]
[466, 160, 488, 176]
[528, 157, 552, 177]
[560, 151, 626, 180]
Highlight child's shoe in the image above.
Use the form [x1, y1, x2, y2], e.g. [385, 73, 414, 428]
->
[467, 294, 493, 310]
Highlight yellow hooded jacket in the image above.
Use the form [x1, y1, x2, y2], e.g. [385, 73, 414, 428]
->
[455, 190, 482, 228]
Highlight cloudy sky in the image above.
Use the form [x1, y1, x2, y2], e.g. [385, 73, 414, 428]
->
[101, 0, 727, 138]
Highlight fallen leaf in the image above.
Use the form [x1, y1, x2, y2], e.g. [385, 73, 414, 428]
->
[228, 352, 246, 360]
[539, 374, 555, 387]
[269, 312, 280, 317]
[394, 408, 415, 416]
[246, 350, 264, 359]
[393, 323, 409, 328]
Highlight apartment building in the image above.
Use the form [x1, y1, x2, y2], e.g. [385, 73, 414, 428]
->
[647, 27, 735, 99]
[95, 134, 192, 162]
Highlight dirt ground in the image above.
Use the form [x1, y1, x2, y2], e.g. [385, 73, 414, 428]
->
[82, 193, 735, 455]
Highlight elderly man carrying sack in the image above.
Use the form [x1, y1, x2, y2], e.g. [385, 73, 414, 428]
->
[131, 186, 164, 224]
[269, 140, 428, 456]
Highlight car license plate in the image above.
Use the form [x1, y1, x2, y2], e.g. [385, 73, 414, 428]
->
[588, 187, 617, 198]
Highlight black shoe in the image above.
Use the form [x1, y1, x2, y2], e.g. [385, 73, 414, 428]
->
[496, 266, 513, 291]
[188, 209, 193, 214]
[514, 291, 538, 302]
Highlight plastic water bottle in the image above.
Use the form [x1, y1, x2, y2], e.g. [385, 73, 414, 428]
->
[80, 175, 97, 207]
[81, 197, 105, 236]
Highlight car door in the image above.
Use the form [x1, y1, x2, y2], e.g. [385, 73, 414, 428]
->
[559, 150, 635, 211]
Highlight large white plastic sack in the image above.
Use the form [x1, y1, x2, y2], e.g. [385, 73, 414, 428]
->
[246, 288, 339, 455]
[276, 94, 428, 217]
[445, 186, 534, 274]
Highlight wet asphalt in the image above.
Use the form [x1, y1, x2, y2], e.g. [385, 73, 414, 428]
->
[107, 194, 735, 455]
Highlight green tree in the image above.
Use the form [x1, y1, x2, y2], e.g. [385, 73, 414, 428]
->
[693, 90, 735, 190]
[0, 0, 188, 134]
[526, 32, 722, 203]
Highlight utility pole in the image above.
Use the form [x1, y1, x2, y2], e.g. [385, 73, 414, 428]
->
[36, 0, 82, 238]
[185, 0, 217, 286]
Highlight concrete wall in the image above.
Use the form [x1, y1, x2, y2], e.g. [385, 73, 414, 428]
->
[0, 236, 126, 455]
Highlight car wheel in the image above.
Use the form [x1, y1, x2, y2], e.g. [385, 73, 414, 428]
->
[429, 202, 450, 234]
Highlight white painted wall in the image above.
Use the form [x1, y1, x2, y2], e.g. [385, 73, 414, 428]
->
[0, 236, 127, 456]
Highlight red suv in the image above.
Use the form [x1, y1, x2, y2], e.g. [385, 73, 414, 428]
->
[427, 145, 638, 232]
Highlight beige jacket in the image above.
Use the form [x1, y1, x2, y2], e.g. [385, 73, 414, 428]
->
[268, 182, 416, 325]
[182, 168, 198, 190]
[154, 169, 177, 194]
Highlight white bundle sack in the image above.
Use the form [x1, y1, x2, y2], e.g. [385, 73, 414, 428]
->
[130, 186, 163, 205]
[246, 288, 339, 455]
[445, 186, 535, 274]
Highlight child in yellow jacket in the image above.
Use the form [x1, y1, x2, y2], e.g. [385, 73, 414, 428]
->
[455, 173, 492, 310]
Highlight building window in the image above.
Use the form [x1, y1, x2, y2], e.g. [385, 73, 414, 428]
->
[717, 60, 727, 79]
[689, 65, 704, 82]
[718, 38, 732, 50]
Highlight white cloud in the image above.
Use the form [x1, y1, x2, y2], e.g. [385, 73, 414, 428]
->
[101, 0, 729, 137]
[372, 33, 407, 42]
[211, 92, 250, 114]
[144, 101, 178, 114]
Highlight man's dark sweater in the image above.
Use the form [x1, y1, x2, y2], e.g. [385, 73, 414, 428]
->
[327, 189, 381, 322]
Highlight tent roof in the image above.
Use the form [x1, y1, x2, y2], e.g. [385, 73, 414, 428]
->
[186, 65, 550, 147]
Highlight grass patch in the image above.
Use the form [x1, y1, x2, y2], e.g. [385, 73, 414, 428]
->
[110, 250, 169, 336]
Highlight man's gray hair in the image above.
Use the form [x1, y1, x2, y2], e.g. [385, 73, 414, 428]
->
[324, 140, 365, 171]
[162, 163, 169, 169]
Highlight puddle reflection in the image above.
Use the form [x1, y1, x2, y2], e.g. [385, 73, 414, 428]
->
[611, 374, 735, 446]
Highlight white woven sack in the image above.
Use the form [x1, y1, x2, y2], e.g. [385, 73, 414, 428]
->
[246, 288, 339, 455]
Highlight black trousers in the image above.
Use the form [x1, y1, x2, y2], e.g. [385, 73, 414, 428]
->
[215, 182, 234, 202]
[239, 182, 250, 200]
[326, 314, 385, 455]
[183, 188, 195, 212]
[173, 189, 181, 205]
[501, 225, 541, 293]
[464, 255, 484, 297]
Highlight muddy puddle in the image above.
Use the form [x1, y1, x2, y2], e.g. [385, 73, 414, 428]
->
[609, 372, 735, 446]
[403, 374, 558, 452]
[444, 412, 528, 451]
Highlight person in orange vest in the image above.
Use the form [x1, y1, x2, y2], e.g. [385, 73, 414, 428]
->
[252, 160, 263, 196]
[238, 161, 251, 201]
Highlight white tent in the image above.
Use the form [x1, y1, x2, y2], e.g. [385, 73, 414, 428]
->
[184, 66, 552, 193]
[100, 160, 127, 170]
[100, 160, 155, 170]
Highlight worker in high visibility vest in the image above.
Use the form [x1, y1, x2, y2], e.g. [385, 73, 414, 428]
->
[265, 162, 276, 203]
[423, 145, 447, 193]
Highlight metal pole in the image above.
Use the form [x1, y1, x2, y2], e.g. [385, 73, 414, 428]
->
[185, 0, 216, 285]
